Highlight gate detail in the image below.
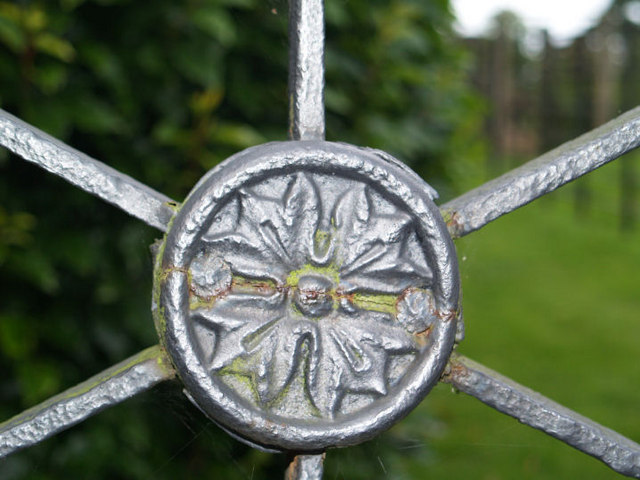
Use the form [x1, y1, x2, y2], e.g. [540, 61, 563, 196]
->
[1, 1, 639, 478]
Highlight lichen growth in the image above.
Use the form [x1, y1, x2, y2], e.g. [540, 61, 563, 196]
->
[55, 346, 174, 404]
[286, 263, 340, 287]
[189, 296, 217, 311]
[313, 229, 332, 256]
[232, 276, 276, 293]
[151, 236, 169, 342]
[218, 356, 260, 405]
[218, 342, 321, 416]
[351, 292, 398, 316]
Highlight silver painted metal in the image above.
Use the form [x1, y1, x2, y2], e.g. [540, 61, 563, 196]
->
[442, 354, 640, 478]
[287, 0, 327, 472]
[0, 345, 175, 458]
[286, 453, 326, 480]
[441, 106, 640, 238]
[288, 0, 325, 141]
[0, 108, 177, 232]
[1, 0, 638, 476]
[154, 140, 460, 451]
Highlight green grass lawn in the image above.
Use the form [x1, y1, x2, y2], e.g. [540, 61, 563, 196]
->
[326, 155, 640, 479]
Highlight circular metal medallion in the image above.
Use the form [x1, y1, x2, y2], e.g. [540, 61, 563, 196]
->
[153, 141, 460, 451]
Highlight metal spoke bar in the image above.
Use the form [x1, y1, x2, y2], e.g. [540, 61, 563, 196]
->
[288, 0, 325, 141]
[0, 109, 177, 231]
[442, 354, 640, 478]
[440, 106, 640, 238]
[0, 345, 175, 458]
[286, 2, 327, 475]
[285, 453, 326, 480]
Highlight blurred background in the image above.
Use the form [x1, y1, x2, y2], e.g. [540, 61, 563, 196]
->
[0, 0, 638, 478]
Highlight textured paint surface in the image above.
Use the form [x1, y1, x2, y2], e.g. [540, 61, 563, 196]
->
[0, 346, 175, 458]
[443, 354, 640, 478]
[0, 109, 177, 231]
[288, 0, 325, 140]
[441, 106, 640, 238]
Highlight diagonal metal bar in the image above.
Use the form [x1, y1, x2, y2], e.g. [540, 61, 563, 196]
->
[288, 0, 325, 141]
[0, 109, 177, 231]
[440, 106, 640, 238]
[285, 453, 326, 480]
[442, 354, 640, 478]
[0, 345, 175, 459]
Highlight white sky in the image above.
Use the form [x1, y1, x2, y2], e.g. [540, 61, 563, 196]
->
[451, 0, 613, 43]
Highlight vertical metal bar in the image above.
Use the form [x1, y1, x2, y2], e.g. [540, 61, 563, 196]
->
[288, 0, 326, 140]
[285, 5, 325, 473]
[285, 453, 326, 480]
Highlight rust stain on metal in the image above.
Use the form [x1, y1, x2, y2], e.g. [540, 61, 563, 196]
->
[285, 456, 301, 480]
[232, 277, 277, 295]
[441, 357, 469, 383]
[435, 308, 457, 322]
[285, 453, 326, 480]
[414, 326, 433, 347]
[159, 265, 189, 282]
[444, 210, 464, 238]
[395, 288, 410, 309]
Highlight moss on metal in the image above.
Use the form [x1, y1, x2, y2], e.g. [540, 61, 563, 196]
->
[351, 293, 397, 316]
[286, 263, 340, 287]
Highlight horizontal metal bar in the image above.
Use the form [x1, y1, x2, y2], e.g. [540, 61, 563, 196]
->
[442, 354, 640, 478]
[288, 0, 325, 141]
[440, 106, 640, 238]
[285, 453, 326, 480]
[0, 345, 175, 458]
[0, 109, 177, 231]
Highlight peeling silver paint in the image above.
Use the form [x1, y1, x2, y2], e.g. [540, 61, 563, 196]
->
[286, 453, 326, 480]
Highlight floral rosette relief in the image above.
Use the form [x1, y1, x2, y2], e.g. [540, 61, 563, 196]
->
[186, 171, 439, 419]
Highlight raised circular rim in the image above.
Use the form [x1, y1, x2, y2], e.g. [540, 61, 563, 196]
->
[153, 140, 460, 451]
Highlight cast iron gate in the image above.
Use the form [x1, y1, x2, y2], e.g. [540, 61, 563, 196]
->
[0, 1, 639, 478]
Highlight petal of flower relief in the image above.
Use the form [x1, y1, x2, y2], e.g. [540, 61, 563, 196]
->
[332, 185, 431, 293]
[238, 317, 319, 404]
[306, 312, 418, 417]
[202, 195, 289, 282]
[203, 173, 322, 280]
[190, 291, 286, 371]
[340, 239, 433, 293]
[280, 173, 322, 266]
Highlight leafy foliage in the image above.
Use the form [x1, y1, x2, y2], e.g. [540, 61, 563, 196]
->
[0, 0, 484, 478]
